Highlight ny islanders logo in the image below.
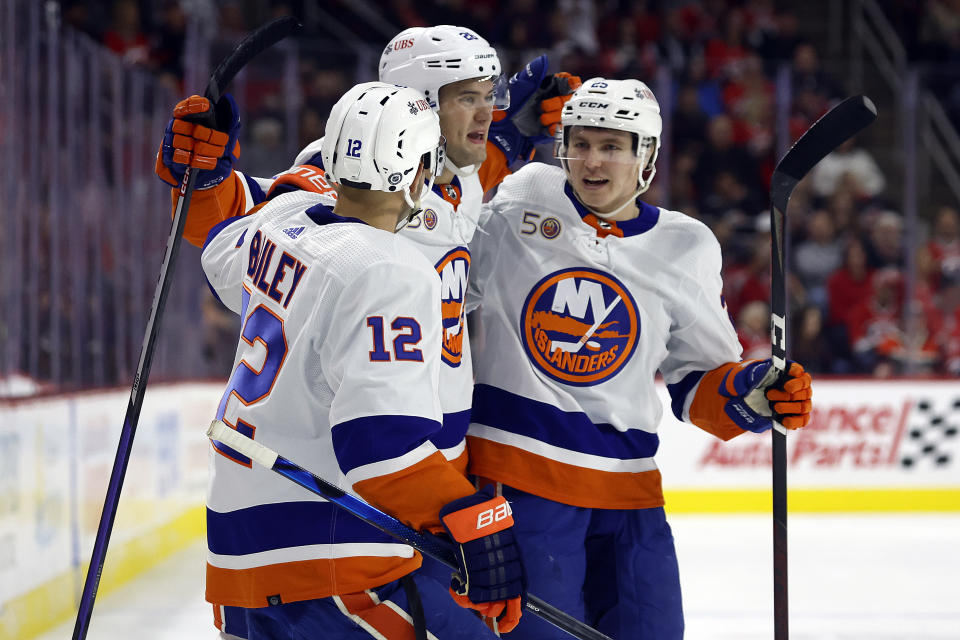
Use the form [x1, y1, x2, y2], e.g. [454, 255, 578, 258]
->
[436, 248, 471, 367]
[521, 268, 639, 385]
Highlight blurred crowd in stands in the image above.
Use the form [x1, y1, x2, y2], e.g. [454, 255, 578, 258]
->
[59, 0, 960, 378]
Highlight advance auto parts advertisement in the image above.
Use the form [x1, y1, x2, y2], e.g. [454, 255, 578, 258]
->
[656, 379, 960, 511]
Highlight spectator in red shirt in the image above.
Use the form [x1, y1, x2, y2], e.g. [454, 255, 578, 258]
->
[827, 238, 874, 329]
[704, 8, 750, 79]
[936, 271, 960, 375]
[848, 268, 904, 374]
[927, 205, 960, 289]
[736, 299, 771, 360]
[102, 0, 149, 66]
[723, 234, 770, 322]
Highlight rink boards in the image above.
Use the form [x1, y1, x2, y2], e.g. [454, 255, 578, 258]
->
[2, 379, 959, 638]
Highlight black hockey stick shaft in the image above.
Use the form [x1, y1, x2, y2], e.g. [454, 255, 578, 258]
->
[207, 420, 612, 640]
[72, 17, 300, 640]
[768, 95, 876, 640]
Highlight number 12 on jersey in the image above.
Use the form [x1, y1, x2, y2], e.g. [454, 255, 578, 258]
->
[367, 316, 423, 362]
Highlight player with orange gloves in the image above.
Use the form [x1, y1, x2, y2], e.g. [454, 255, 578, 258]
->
[201, 81, 526, 638]
[463, 78, 813, 638]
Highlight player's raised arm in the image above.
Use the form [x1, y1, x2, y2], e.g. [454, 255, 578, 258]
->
[155, 93, 271, 246]
[481, 55, 582, 191]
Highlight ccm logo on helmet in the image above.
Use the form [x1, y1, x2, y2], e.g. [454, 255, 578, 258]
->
[477, 501, 512, 529]
[580, 101, 609, 109]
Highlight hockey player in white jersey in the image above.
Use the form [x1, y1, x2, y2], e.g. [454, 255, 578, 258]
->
[465, 78, 814, 638]
[201, 81, 525, 639]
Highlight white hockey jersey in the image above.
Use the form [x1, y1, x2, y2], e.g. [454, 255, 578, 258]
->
[221, 146, 487, 475]
[201, 191, 475, 607]
[466, 163, 744, 510]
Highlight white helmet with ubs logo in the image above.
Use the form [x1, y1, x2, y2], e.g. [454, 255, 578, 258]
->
[379, 25, 508, 111]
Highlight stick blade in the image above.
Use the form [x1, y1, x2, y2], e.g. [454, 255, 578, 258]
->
[775, 95, 877, 183]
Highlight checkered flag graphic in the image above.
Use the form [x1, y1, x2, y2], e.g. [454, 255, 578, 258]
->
[900, 396, 960, 468]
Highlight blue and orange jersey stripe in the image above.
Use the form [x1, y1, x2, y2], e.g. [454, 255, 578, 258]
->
[467, 384, 664, 509]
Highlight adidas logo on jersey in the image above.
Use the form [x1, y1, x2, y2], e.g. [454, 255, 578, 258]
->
[282, 226, 305, 240]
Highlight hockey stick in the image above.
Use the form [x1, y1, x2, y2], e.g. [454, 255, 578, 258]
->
[207, 420, 613, 640]
[768, 95, 876, 640]
[71, 17, 301, 640]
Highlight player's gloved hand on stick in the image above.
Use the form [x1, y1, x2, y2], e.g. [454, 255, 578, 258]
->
[489, 55, 582, 165]
[155, 93, 241, 190]
[438, 488, 526, 633]
[719, 359, 813, 432]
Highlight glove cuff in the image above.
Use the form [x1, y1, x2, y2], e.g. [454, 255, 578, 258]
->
[488, 120, 530, 166]
[440, 493, 514, 543]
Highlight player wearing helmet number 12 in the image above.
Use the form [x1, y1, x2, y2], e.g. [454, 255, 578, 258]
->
[464, 78, 814, 638]
[200, 82, 524, 639]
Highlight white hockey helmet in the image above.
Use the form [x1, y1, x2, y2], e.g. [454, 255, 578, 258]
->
[379, 25, 508, 111]
[321, 82, 444, 216]
[557, 78, 662, 195]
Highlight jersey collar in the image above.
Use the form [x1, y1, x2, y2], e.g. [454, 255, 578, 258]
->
[563, 182, 660, 238]
[305, 202, 367, 226]
[432, 175, 462, 210]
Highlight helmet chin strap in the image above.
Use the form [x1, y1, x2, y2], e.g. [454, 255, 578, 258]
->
[395, 195, 420, 231]
[444, 154, 479, 177]
[396, 170, 438, 231]
[573, 183, 643, 220]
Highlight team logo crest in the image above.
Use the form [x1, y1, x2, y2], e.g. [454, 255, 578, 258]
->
[435, 248, 471, 367]
[540, 217, 561, 239]
[423, 208, 438, 229]
[521, 267, 639, 386]
[388, 172, 403, 185]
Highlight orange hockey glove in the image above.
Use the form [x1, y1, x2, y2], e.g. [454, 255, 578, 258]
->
[718, 359, 813, 432]
[538, 71, 582, 136]
[155, 93, 241, 189]
[489, 55, 581, 165]
[438, 489, 526, 633]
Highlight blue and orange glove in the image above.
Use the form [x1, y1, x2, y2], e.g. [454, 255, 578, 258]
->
[438, 489, 526, 633]
[489, 55, 582, 165]
[155, 93, 241, 189]
[719, 359, 813, 432]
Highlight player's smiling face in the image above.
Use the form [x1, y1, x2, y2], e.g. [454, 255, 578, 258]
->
[437, 78, 495, 170]
[565, 127, 643, 216]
